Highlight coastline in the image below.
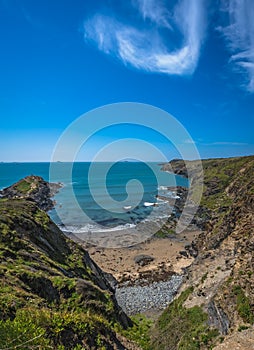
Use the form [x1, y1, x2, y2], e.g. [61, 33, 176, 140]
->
[1, 156, 253, 349]
[57, 167, 194, 314]
[80, 226, 200, 316]
[83, 228, 198, 285]
[0, 165, 194, 315]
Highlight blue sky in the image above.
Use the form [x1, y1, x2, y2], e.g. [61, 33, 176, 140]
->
[0, 0, 253, 161]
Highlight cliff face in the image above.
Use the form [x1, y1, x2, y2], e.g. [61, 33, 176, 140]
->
[0, 177, 135, 349]
[152, 156, 254, 350]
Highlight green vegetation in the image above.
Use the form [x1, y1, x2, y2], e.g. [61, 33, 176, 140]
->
[7, 176, 45, 197]
[0, 198, 133, 349]
[233, 285, 254, 324]
[120, 314, 153, 350]
[238, 324, 250, 332]
[151, 287, 219, 350]
[154, 228, 175, 238]
[199, 156, 254, 211]
[0, 308, 115, 350]
[201, 272, 208, 283]
[15, 178, 32, 194]
[0, 310, 51, 350]
[201, 193, 232, 211]
[34, 209, 50, 228]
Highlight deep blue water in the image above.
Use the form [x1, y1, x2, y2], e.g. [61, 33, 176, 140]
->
[0, 162, 188, 234]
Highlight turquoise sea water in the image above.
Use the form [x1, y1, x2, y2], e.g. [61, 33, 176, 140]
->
[0, 162, 188, 235]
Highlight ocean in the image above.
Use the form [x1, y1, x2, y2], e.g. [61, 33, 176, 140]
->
[0, 162, 188, 246]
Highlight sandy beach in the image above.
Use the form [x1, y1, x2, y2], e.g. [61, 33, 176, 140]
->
[82, 229, 200, 284]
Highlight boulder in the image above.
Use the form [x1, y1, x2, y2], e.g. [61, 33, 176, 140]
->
[134, 254, 154, 266]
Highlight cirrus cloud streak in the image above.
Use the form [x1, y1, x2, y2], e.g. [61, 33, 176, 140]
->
[220, 0, 254, 92]
[83, 0, 254, 92]
[84, 0, 206, 76]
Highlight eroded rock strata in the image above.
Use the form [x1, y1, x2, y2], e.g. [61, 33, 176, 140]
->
[152, 155, 254, 350]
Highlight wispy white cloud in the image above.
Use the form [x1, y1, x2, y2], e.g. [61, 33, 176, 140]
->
[203, 141, 249, 146]
[220, 0, 254, 92]
[183, 139, 249, 146]
[213, 142, 248, 146]
[134, 0, 172, 29]
[84, 0, 206, 76]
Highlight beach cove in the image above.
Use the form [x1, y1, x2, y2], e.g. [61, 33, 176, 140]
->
[0, 161, 194, 315]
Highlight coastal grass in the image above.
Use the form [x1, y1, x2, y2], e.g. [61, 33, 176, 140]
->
[150, 287, 219, 350]
[154, 228, 175, 238]
[15, 179, 32, 194]
[200, 156, 254, 211]
[0, 198, 136, 349]
[116, 314, 153, 350]
[0, 307, 113, 350]
[233, 285, 254, 324]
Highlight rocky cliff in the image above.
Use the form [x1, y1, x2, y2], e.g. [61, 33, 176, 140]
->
[0, 176, 139, 349]
[0, 175, 62, 211]
[152, 155, 254, 350]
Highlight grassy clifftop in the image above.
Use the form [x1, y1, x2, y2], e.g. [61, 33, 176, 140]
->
[152, 155, 254, 350]
[0, 179, 137, 349]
